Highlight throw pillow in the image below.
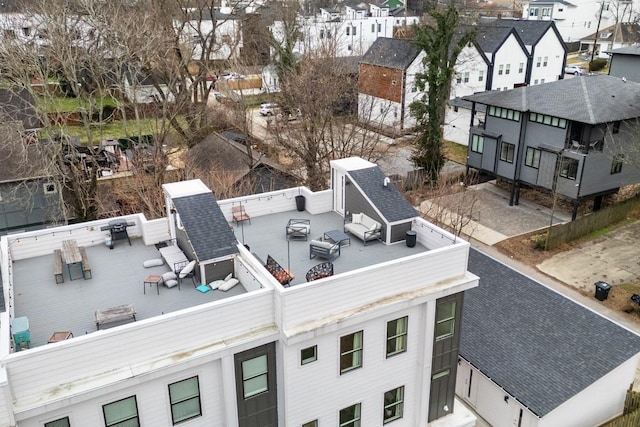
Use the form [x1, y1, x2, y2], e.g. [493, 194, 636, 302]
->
[224, 272, 233, 281]
[164, 279, 179, 288]
[352, 213, 362, 224]
[196, 284, 210, 293]
[162, 272, 177, 282]
[219, 278, 239, 291]
[179, 260, 197, 278]
[143, 259, 164, 268]
[369, 222, 380, 232]
[209, 279, 225, 290]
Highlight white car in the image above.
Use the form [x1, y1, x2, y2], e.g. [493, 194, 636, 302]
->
[564, 65, 584, 75]
[259, 103, 279, 116]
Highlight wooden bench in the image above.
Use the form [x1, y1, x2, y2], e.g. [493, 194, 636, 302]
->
[53, 249, 64, 284]
[79, 246, 92, 279]
[95, 304, 136, 330]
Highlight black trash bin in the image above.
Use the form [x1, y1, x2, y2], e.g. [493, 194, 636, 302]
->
[594, 281, 611, 301]
[295, 195, 306, 212]
[405, 230, 417, 248]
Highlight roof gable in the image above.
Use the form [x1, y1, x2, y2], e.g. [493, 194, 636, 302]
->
[463, 249, 640, 416]
[360, 37, 420, 69]
[173, 192, 238, 262]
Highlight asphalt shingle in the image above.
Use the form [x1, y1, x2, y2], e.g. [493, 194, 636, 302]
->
[360, 37, 420, 69]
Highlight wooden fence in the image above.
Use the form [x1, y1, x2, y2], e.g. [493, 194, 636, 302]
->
[603, 390, 640, 427]
[546, 197, 640, 250]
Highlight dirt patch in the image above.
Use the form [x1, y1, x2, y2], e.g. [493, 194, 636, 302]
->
[495, 226, 640, 325]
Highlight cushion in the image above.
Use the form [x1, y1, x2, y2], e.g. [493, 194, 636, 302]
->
[311, 240, 332, 249]
[369, 221, 380, 232]
[219, 278, 239, 291]
[179, 260, 197, 278]
[162, 272, 177, 282]
[224, 272, 233, 281]
[208, 280, 225, 290]
[352, 213, 362, 224]
[143, 259, 164, 268]
[164, 279, 179, 288]
[196, 284, 211, 293]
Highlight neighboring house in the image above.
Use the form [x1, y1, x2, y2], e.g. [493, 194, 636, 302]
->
[357, 37, 424, 131]
[459, 249, 640, 427]
[0, 157, 480, 426]
[177, 8, 243, 61]
[123, 65, 175, 104]
[608, 45, 640, 83]
[270, 4, 419, 59]
[520, 0, 621, 42]
[580, 22, 640, 59]
[464, 75, 640, 218]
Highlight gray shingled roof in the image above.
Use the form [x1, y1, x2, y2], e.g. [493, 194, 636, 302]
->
[483, 19, 560, 47]
[463, 75, 640, 124]
[463, 249, 640, 417]
[360, 38, 420, 69]
[608, 45, 640, 56]
[0, 88, 40, 130]
[172, 193, 238, 262]
[474, 25, 515, 54]
[348, 166, 418, 222]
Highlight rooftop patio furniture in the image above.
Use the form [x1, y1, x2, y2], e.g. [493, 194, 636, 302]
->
[265, 255, 294, 286]
[306, 262, 334, 282]
[344, 212, 382, 246]
[100, 219, 133, 249]
[159, 245, 189, 273]
[179, 260, 197, 286]
[309, 238, 340, 261]
[95, 304, 136, 330]
[53, 249, 64, 284]
[286, 218, 311, 241]
[79, 246, 92, 279]
[232, 205, 251, 226]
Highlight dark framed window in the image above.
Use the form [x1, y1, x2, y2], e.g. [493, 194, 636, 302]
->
[339, 403, 361, 427]
[525, 147, 541, 169]
[500, 142, 515, 163]
[242, 354, 269, 398]
[518, 62, 524, 73]
[611, 154, 624, 174]
[45, 417, 70, 427]
[505, 64, 510, 75]
[478, 70, 484, 82]
[529, 112, 566, 129]
[301, 345, 317, 365]
[302, 421, 318, 427]
[383, 386, 405, 423]
[498, 64, 503, 75]
[470, 135, 484, 153]
[340, 331, 363, 373]
[103, 396, 139, 427]
[488, 106, 520, 122]
[386, 316, 408, 357]
[168, 376, 202, 424]
[463, 72, 469, 82]
[560, 158, 579, 180]
[435, 301, 456, 340]
[543, 56, 548, 66]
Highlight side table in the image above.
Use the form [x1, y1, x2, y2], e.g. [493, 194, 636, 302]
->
[144, 274, 163, 295]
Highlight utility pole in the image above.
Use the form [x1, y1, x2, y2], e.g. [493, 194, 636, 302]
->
[590, 0, 606, 68]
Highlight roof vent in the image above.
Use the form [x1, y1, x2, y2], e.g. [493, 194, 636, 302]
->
[622, 77, 627, 82]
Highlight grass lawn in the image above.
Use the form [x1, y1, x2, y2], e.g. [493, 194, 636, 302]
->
[443, 140, 468, 164]
[42, 96, 120, 113]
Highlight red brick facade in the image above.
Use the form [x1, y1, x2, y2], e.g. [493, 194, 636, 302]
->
[358, 64, 404, 103]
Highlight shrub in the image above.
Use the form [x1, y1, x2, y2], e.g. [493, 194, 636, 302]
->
[589, 58, 608, 72]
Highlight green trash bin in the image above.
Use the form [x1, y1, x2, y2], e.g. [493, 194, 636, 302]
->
[594, 281, 611, 301]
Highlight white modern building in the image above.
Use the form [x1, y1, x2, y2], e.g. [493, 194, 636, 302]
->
[0, 158, 479, 426]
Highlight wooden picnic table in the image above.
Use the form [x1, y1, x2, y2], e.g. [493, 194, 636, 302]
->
[62, 239, 83, 280]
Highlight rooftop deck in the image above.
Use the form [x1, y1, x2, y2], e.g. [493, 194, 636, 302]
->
[10, 209, 429, 348]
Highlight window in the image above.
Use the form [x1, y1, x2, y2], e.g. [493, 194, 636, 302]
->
[242, 355, 268, 398]
[386, 317, 408, 357]
[340, 403, 362, 427]
[45, 418, 70, 427]
[103, 396, 139, 427]
[301, 345, 317, 365]
[463, 72, 469, 83]
[529, 7, 538, 16]
[378, 23, 381, 32]
[541, 79, 545, 84]
[168, 377, 201, 424]
[456, 74, 462, 84]
[542, 7, 551, 16]
[435, 301, 456, 340]
[432, 368, 450, 380]
[340, 331, 363, 373]
[383, 386, 404, 423]
[478, 70, 484, 82]
[488, 106, 520, 122]
[320, 29, 324, 39]
[558, 7, 563, 11]
[518, 62, 524, 73]
[44, 182, 57, 194]
[352, 26, 357, 36]
[529, 112, 566, 128]
[611, 154, 624, 174]
[560, 158, 579, 180]
[500, 142, 515, 163]
[471, 135, 484, 153]
[371, 24, 375, 33]
[346, 26, 350, 35]
[22, 27, 31, 36]
[348, 44, 352, 51]
[505, 64, 510, 75]
[534, 79, 539, 85]
[498, 64, 503, 75]
[536, 57, 541, 67]
[525, 147, 541, 168]
[612, 121, 621, 134]
[543, 56, 548, 67]
[302, 421, 318, 427]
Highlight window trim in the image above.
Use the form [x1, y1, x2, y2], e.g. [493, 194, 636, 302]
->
[340, 330, 363, 374]
[611, 154, 624, 174]
[559, 158, 579, 180]
[102, 396, 139, 427]
[383, 386, 405, 424]
[242, 354, 269, 399]
[168, 376, 202, 425]
[339, 403, 362, 427]
[435, 301, 456, 341]
[302, 421, 319, 427]
[500, 142, 515, 163]
[44, 417, 70, 427]
[525, 147, 541, 169]
[301, 345, 318, 365]
[386, 316, 408, 358]
[471, 135, 484, 154]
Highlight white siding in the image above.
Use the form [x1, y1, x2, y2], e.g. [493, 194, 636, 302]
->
[451, 45, 488, 99]
[490, 35, 529, 90]
[529, 30, 565, 85]
[444, 106, 473, 146]
[358, 94, 403, 129]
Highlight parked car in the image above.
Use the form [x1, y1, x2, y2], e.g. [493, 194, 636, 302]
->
[564, 65, 584, 75]
[259, 103, 279, 116]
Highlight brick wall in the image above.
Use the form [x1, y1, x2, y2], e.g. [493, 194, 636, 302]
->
[358, 63, 404, 102]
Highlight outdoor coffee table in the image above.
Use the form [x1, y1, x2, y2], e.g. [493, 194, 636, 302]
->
[144, 274, 162, 295]
[323, 229, 351, 247]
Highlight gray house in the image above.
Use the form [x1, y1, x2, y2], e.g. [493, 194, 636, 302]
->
[464, 75, 640, 218]
[608, 45, 640, 83]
